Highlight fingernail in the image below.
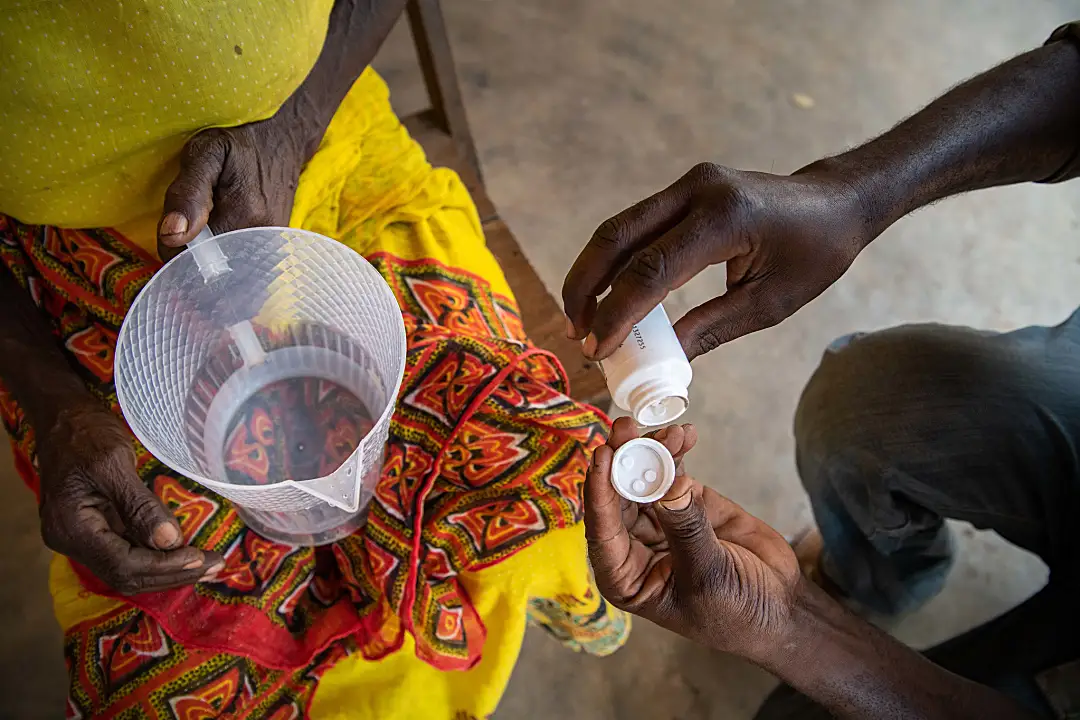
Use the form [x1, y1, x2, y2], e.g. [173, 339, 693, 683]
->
[659, 491, 693, 512]
[152, 522, 181, 549]
[200, 562, 225, 581]
[182, 553, 205, 570]
[159, 212, 188, 237]
[565, 315, 578, 340]
[582, 333, 598, 358]
[654, 428, 668, 440]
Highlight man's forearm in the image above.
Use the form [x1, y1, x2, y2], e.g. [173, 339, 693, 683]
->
[803, 33, 1080, 239]
[758, 582, 1035, 719]
[0, 269, 97, 434]
[279, 0, 409, 155]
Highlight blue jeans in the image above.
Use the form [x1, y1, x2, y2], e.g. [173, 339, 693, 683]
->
[756, 313, 1080, 719]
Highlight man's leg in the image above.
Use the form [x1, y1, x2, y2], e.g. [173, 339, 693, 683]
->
[755, 312, 1080, 720]
[797, 315, 1080, 614]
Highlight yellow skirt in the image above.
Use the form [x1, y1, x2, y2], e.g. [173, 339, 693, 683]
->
[1, 68, 629, 719]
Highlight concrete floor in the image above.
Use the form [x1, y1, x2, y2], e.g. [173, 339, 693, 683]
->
[4, 0, 1080, 718]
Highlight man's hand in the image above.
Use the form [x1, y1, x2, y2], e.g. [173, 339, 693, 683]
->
[37, 403, 223, 594]
[588, 418, 1037, 719]
[156, 114, 312, 257]
[563, 163, 870, 361]
[586, 417, 801, 660]
[565, 35, 1080, 364]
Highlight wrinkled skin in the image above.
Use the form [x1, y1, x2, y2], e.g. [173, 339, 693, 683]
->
[562, 162, 870, 361]
[584, 417, 801, 660]
[37, 403, 223, 594]
[156, 113, 314, 258]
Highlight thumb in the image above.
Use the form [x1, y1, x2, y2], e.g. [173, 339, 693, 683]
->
[673, 282, 785, 360]
[158, 131, 228, 248]
[652, 473, 722, 576]
[100, 458, 184, 551]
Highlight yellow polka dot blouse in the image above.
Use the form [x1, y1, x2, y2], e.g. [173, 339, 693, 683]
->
[0, 0, 334, 250]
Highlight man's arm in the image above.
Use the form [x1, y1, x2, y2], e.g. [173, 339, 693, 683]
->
[808, 26, 1080, 238]
[760, 583, 1034, 719]
[563, 26, 1080, 360]
[585, 418, 1036, 719]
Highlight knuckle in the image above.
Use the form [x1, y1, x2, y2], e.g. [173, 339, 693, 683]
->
[39, 519, 64, 553]
[601, 586, 643, 614]
[560, 280, 578, 309]
[624, 243, 670, 289]
[117, 578, 143, 595]
[124, 493, 162, 526]
[218, 207, 257, 234]
[90, 547, 137, 591]
[101, 559, 144, 594]
[38, 502, 71, 552]
[94, 456, 137, 492]
[102, 566, 135, 593]
[668, 511, 711, 544]
[664, 507, 718, 560]
[184, 129, 227, 159]
[252, 203, 276, 227]
[708, 185, 754, 230]
[592, 216, 627, 251]
[691, 328, 723, 357]
[687, 161, 722, 186]
[101, 441, 136, 470]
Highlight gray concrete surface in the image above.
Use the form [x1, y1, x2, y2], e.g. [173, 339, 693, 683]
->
[3, 0, 1079, 718]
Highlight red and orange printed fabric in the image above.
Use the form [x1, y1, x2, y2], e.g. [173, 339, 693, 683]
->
[0, 67, 628, 719]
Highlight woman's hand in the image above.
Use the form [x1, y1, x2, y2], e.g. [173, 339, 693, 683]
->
[562, 162, 872, 361]
[585, 417, 801, 661]
[156, 112, 316, 257]
[154, 0, 410, 258]
[37, 403, 223, 594]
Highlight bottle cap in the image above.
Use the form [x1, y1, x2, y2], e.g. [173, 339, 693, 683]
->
[610, 438, 677, 503]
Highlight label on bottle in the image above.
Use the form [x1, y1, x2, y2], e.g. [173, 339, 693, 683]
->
[599, 303, 684, 377]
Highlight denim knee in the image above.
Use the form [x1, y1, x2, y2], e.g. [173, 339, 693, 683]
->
[793, 327, 961, 613]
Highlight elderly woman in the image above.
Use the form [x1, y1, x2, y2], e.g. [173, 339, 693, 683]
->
[0, 1, 626, 716]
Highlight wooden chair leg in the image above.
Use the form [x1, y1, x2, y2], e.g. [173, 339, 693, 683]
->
[406, 0, 484, 186]
[398, 1, 613, 412]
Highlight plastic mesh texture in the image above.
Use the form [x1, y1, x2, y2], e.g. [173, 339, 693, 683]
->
[115, 228, 407, 515]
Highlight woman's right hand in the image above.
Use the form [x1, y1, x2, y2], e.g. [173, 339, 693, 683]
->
[36, 403, 224, 594]
[562, 162, 873, 361]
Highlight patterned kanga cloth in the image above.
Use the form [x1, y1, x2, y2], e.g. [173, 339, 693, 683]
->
[0, 68, 628, 719]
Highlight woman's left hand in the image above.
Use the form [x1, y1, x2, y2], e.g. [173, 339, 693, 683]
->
[156, 112, 317, 258]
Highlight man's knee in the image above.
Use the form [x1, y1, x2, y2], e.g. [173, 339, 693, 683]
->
[791, 326, 985, 612]
[794, 323, 989, 473]
[795, 319, 1080, 464]
[793, 320, 1078, 557]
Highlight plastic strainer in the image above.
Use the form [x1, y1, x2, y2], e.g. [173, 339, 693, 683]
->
[115, 227, 407, 546]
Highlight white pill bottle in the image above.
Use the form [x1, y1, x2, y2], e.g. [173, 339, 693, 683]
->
[599, 303, 692, 426]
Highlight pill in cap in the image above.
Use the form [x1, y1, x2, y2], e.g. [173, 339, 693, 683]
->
[610, 437, 677, 503]
[635, 395, 689, 426]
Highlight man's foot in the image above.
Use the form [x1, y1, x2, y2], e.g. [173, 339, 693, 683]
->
[790, 527, 842, 595]
[788, 527, 906, 630]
